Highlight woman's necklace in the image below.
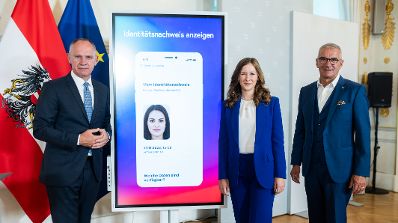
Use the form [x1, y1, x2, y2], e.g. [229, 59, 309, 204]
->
[241, 95, 253, 101]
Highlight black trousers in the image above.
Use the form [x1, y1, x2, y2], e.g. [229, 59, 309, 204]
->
[46, 157, 100, 223]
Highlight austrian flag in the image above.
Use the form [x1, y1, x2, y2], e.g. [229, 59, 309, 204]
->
[0, 0, 70, 222]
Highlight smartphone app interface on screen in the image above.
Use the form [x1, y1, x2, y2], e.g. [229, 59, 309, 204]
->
[135, 52, 203, 187]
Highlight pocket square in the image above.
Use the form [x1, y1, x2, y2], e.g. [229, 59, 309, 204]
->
[337, 100, 346, 106]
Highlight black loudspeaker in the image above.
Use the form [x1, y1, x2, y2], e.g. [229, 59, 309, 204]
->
[367, 72, 393, 108]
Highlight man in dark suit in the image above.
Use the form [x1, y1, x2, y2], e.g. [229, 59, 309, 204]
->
[33, 38, 111, 223]
[290, 43, 370, 223]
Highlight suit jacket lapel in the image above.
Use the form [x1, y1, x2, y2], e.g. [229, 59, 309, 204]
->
[325, 76, 346, 127]
[255, 102, 265, 140]
[303, 82, 317, 132]
[91, 81, 99, 122]
[232, 100, 240, 147]
[66, 74, 90, 123]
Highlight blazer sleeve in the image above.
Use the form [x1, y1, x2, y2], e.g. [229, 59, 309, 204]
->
[218, 103, 228, 180]
[352, 85, 371, 177]
[272, 97, 286, 178]
[291, 88, 305, 165]
[33, 81, 79, 149]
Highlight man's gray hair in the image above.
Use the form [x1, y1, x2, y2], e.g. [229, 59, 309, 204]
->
[318, 43, 342, 58]
[68, 38, 97, 53]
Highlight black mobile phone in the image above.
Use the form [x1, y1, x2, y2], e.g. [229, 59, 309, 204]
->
[92, 131, 101, 136]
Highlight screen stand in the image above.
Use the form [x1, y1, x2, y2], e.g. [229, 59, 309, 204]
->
[160, 210, 178, 223]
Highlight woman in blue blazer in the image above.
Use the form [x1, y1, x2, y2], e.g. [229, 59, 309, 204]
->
[219, 58, 286, 223]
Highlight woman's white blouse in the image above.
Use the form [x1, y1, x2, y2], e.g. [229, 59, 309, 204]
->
[239, 99, 256, 154]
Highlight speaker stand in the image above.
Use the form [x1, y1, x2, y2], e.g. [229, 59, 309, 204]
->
[366, 107, 388, 195]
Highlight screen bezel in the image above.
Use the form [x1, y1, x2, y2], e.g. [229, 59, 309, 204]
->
[110, 11, 226, 211]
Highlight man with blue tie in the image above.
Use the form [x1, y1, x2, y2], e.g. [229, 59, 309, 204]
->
[290, 43, 370, 223]
[34, 38, 111, 223]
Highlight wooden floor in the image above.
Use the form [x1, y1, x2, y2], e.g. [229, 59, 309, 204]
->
[273, 192, 398, 223]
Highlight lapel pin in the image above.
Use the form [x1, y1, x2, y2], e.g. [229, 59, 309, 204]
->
[337, 100, 346, 106]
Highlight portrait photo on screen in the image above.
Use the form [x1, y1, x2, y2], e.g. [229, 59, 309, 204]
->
[143, 104, 170, 140]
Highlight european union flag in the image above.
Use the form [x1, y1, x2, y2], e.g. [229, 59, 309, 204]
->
[58, 0, 109, 87]
[58, 0, 110, 200]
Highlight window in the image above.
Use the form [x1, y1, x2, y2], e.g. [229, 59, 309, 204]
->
[313, 0, 352, 21]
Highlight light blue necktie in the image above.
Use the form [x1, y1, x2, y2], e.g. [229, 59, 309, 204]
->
[83, 82, 93, 156]
[83, 82, 93, 122]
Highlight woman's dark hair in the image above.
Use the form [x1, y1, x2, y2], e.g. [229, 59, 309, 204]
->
[143, 104, 170, 140]
[225, 57, 271, 108]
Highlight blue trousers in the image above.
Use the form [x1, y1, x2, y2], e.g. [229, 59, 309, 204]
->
[304, 164, 352, 223]
[230, 154, 274, 223]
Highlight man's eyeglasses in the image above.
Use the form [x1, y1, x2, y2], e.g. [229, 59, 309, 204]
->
[317, 57, 340, 65]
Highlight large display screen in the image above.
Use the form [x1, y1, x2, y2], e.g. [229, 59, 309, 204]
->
[111, 13, 224, 210]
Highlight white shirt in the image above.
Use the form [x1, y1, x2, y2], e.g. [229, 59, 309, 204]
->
[317, 75, 340, 112]
[239, 99, 256, 154]
[71, 72, 94, 108]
